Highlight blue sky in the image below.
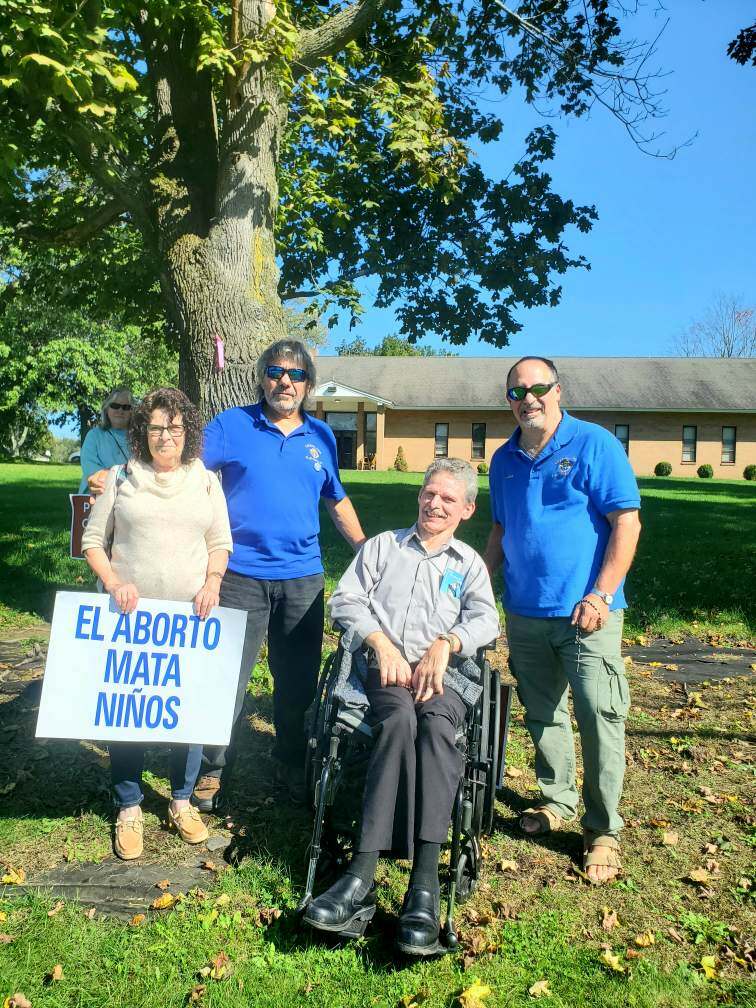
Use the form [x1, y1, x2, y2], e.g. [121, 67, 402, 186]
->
[323, 0, 756, 359]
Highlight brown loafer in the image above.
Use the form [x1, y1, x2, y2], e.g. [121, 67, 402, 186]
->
[168, 804, 209, 845]
[114, 811, 144, 860]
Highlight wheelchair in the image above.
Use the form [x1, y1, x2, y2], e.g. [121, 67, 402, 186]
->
[297, 636, 513, 950]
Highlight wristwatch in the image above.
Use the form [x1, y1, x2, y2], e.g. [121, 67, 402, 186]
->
[591, 588, 614, 605]
[437, 633, 456, 650]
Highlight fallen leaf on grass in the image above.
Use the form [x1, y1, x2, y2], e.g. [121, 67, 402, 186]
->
[1, 866, 26, 885]
[666, 928, 685, 944]
[505, 766, 523, 779]
[647, 818, 671, 829]
[496, 859, 519, 873]
[686, 868, 712, 885]
[155, 879, 171, 891]
[0, 934, 16, 944]
[44, 965, 63, 984]
[662, 831, 679, 846]
[200, 861, 217, 872]
[151, 893, 176, 911]
[699, 955, 719, 980]
[625, 949, 643, 960]
[491, 902, 519, 920]
[704, 859, 721, 877]
[457, 979, 492, 1008]
[397, 991, 428, 1008]
[634, 931, 655, 947]
[257, 907, 282, 926]
[528, 980, 552, 998]
[214, 893, 231, 907]
[129, 913, 146, 927]
[601, 908, 619, 932]
[702, 842, 719, 855]
[205, 951, 231, 980]
[0, 912, 5, 922]
[5, 995, 32, 1008]
[83, 907, 96, 920]
[188, 984, 206, 1003]
[599, 951, 629, 974]
[47, 901, 64, 918]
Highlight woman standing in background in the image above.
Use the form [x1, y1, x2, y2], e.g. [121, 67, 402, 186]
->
[78, 386, 134, 495]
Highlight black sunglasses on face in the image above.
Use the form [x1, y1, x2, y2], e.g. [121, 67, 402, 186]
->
[109, 403, 132, 411]
[265, 365, 307, 383]
[506, 382, 557, 402]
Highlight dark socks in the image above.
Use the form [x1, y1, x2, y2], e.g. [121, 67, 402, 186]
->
[347, 850, 379, 886]
[409, 840, 441, 895]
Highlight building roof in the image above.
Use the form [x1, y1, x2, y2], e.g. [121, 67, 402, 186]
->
[314, 356, 756, 412]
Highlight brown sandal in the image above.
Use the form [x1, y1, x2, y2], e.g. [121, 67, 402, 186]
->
[518, 806, 563, 836]
[582, 832, 622, 884]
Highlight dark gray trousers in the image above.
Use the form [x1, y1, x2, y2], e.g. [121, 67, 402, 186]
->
[358, 669, 467, 860]
[202, 570, 325, 778]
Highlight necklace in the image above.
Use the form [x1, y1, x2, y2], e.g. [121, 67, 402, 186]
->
[107, 429, 129, 462]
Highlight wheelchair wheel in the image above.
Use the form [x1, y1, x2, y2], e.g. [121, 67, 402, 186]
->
[482, 663, 502, 836]
[454, 844, 479, 904]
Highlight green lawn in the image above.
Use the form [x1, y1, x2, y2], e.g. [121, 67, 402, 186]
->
[4, 463, 753, 641]
[1, 463, 755, 1005]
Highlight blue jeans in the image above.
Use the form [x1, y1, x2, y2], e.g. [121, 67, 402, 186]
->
[109, 743, 203, 808]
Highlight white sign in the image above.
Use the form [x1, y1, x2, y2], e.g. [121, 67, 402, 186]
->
[36, 592, 247, 746]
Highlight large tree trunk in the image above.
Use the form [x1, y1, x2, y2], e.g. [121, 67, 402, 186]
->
[146, 5, 288, 422]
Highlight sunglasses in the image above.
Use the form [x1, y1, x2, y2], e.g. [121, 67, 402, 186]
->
[109, 402, 132, 411]
[506, 382, 557, 402]
[265, 365, 307, 383]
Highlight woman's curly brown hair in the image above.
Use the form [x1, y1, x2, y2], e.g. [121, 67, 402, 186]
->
[128, 387, 203, 465]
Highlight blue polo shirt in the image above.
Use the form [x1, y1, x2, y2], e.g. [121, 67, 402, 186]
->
[203, 404, 346, 579]
[489, 411, 641, 618]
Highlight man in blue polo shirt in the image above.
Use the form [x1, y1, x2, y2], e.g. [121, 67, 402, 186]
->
[484, 356, 641, 884]
[194, 339, 366, 808]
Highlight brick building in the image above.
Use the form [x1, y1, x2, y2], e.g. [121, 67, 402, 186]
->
[312, 356, 756, 478]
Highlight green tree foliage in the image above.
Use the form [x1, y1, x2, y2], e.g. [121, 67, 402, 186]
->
[0, 1, 662, 413]
[336, 334, 455, 356]
[0, 264, 177, 455]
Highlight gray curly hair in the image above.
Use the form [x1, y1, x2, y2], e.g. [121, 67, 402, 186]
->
[422, 458, 478, 504]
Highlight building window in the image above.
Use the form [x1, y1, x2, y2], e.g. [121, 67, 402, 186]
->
[471, 423, 486, 460]
[721, 426, 736, 464]
[682, 425, 697, 463]
[365, 412, 377, 458]
[434, 423, 449, 458]
[614, 424, 630, 455]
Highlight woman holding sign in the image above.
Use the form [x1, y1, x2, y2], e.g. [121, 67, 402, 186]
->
[78, 387, 134, 495]
[82, 387, 233, 860]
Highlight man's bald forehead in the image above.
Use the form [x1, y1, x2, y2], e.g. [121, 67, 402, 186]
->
[506, 356, 559, 387]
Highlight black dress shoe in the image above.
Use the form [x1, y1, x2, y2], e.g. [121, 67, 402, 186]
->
[303, 874, 376, 937]
[273, 760, 307, 806]
[396, 885, 442, 956]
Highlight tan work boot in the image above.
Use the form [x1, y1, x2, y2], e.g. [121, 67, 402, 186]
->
[192, 774, 221, 812]
[168, 803, 209, 845]
[114, 809, 144, 860]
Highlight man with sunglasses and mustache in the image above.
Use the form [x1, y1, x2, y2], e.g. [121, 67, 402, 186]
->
[195, 339, 366, 810]
[484, 356, 641, 884]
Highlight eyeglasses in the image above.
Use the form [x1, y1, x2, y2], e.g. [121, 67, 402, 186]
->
[147, 425, 185, 438]
[506, 383, 557, 402]
[108, 403, 132, 411]
[265, 365, 308, 383]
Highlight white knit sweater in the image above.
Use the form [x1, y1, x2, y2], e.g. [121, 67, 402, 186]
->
[82, 458, 233, 602]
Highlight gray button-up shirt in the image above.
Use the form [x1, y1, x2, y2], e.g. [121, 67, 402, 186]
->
[328, 525, 499, 662]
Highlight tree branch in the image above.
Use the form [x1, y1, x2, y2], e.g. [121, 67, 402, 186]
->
[295, 0, 389, 73]
[16, 199, 128, 246]
[280, 267, 373, 301]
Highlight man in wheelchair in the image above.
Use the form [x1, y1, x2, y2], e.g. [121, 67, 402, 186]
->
[303, 458, 499, 955]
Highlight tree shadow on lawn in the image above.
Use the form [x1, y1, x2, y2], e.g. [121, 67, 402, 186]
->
[0, 679, 215, 868]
